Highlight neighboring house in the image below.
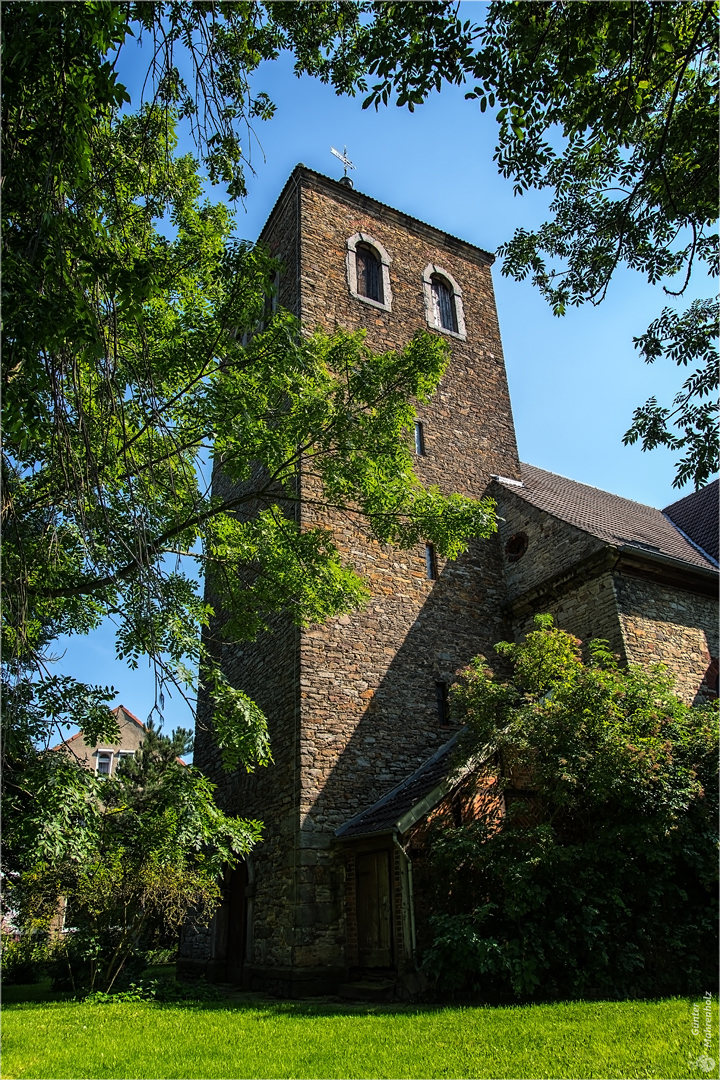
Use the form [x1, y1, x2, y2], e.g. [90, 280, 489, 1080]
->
[50, 704, 147, 937]
[50, 704, 186, 937]
[56, 704, 148, 775]
[180, 166, 719, 997]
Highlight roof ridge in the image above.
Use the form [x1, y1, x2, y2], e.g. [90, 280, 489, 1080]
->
[259, 165, 495, 264]
[113, 704, 146, 728]
[519, 462, 662, 514]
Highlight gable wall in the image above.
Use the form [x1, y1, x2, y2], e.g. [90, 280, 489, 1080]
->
[493, 484, 626, 654]
[512, 569, 627, 658]
[494, 485, 607, 601]
[60, 709, 147, 775]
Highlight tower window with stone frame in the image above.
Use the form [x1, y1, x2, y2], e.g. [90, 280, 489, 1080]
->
[355, 243, 383, 304]
[436, 682, 450, 727]
[345, 232, 393, 312]
[422, 264, 466, 340]
[431, 275, 458, 332]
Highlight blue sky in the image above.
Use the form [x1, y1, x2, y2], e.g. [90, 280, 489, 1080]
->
[54, 26, 714, 731]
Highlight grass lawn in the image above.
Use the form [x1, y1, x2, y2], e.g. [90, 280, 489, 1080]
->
[3, 988, 717, 1080]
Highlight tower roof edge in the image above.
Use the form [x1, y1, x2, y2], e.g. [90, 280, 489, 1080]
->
[258, 164, 496, 267]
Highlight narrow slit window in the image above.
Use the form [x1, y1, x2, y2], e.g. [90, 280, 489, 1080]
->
[436, 682, 450, 727]
[425, 543, 437, 580]
[356, 244, 383, 303]
[431, 275, 458, 332]
[414, 421, 426, 456]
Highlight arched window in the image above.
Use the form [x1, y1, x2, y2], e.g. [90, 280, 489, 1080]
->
[355, 243, 383, 304]
[431, 274, 458, 332]
[346, 233, 392, 311]
[422, 264, 466, 339]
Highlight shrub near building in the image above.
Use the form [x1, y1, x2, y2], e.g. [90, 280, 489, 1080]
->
[422, 615, 719, 999]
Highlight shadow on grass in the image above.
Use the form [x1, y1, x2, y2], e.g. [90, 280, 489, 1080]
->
[4, 977, 690, 1024]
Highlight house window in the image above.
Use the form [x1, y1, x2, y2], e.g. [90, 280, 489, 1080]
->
[96, 751, 112, 775]
[422, 264, 466, 340]
[346, 233, 393, 311]
[356, 243, 383, 303]
[431, 275, 458, 332]
[436, 682, 450, 727]
[60, 897, 76, 933]
[414, 421, 426, 456]
[425, 543, 437, 580]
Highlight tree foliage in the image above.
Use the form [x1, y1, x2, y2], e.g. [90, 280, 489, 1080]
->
[354, 1, 719, 489]
[421, 616, 718, 999]
[1, 2, 495, 902]
[5, 723, 259, 994]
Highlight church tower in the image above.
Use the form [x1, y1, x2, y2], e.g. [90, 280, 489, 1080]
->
[184, 166, 521, 994]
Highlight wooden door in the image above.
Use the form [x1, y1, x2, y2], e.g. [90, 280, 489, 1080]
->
[356, 851, 393, 967]
[226, 862, 247, 982]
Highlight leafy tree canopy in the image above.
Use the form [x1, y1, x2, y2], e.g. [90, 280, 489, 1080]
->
[420, 616, 718, 999]
[5, 722, 259, 994]
[349, 1, 720, 489]
[1, 2, 495, 887]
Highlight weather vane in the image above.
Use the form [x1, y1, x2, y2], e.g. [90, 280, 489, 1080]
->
[331, 145, 355, 186]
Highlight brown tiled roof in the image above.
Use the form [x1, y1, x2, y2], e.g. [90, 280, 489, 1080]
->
[495, 464, 717, 572]
[336, 732, 469, 840]
[663, 479, 719, 565]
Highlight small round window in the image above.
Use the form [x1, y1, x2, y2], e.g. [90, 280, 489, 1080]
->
[505, 532, 529, 563]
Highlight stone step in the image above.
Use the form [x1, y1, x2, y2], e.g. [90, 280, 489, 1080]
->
[338, 978, 396, 1003]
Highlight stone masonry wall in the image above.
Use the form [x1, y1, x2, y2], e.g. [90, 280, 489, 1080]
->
[192, 180, 304, 974]
[193, 521, 302, 971]
[493, 482, 626, 655]
[614, 574, 719, 704]
[512, 569, 627, 659]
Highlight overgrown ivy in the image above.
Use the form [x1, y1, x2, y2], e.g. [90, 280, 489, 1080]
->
[421, 616, 718, 999]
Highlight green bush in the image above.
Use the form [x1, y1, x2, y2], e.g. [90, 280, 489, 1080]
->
[45, 931, 147, 993]
[8, 722, 258, 995]
[1, 932, 47, 985]
[143, 944, 178, 966]
[422, 616, 719, 999]
[82, 975, 222, 1004]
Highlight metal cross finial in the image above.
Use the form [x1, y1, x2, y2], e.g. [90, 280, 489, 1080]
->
[330, 145, 355, 178]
